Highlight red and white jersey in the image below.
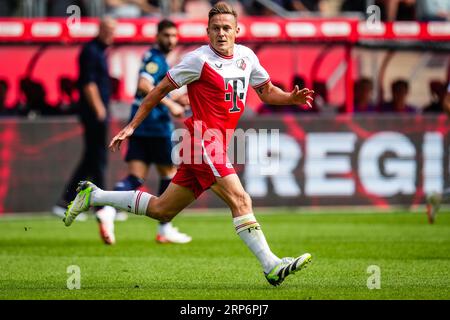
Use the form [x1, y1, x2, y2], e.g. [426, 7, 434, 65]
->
[166, 44, 270, 145]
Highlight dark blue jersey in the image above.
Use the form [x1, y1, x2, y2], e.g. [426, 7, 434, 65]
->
[130, 47, 174, 137]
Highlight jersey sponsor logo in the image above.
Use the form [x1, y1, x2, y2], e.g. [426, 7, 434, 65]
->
[224, 77, 245, 113]
[236, 58, 246, 71]
[145, 62, 159, 74]
[214, 63, 223, 69]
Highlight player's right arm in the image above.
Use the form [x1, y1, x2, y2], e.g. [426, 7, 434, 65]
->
[109, 76, 176, 152]
[110, 49, 202, 151]
[137, 77, 185, 118]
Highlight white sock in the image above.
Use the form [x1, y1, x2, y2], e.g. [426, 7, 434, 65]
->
[91, 190, 152, 215]
[158, 222, 172, 235]
[233, 213, 281, 274]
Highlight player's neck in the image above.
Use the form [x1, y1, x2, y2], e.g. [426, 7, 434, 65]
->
[154, 44, 169, 57]
[209, 44, 234, 59]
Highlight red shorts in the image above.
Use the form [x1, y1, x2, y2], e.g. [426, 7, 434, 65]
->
[171, 138, 235, 198]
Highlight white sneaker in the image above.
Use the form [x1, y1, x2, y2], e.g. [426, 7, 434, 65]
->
[98, 206, 128, 222]
[115, 211, 129, 222]
[96, 205, 116, 245]
[156, 224, 192, 244]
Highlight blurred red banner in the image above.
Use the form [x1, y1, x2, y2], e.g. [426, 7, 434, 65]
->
[1, 18, 450, 43]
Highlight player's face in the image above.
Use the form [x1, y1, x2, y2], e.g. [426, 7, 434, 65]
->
[207, 14, 239, 56]
[158, 27, 178, 54]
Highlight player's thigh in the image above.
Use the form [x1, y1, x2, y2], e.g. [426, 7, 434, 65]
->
[149, 182, 196, 218]
[155, 164, 177, 178]
[127, 160, 149, 180]
[210, 174, 252, 216]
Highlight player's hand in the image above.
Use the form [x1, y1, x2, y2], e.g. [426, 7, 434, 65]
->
[291, 86, 314, 109]
[109, 125, 134, 152]
[169, 102, 185, 118]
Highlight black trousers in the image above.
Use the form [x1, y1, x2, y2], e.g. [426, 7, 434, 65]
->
[60, 117, 108, 204]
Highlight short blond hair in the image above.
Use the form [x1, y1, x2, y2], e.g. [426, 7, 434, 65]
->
[208, 2, 237, 24]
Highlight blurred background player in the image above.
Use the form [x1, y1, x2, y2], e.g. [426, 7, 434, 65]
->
[97, 19, 192, 245]
[64, 2, 314, 286]
[426, 81, 450, 224]
[53, 17, 117, 222]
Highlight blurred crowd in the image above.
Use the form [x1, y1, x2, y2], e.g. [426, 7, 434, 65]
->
[256, 75, 450, 116]
[0, 0, 449, 20]
[1, 74, 449, 118]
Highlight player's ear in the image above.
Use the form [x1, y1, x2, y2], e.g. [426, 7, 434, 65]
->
[236, 25, 240, 35]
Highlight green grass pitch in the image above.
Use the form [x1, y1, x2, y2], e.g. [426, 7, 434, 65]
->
[0, 210, 449, 300]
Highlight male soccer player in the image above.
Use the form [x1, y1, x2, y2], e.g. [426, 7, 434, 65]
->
[426, 81, 450, 223]
[64, 2, 314, 286]
[97, 19, 191, 245]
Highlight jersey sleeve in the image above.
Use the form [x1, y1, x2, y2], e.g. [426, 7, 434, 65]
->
[139, 52, 166, 85]
[166, 51, 203, 89]
[249, 50, 270, 89]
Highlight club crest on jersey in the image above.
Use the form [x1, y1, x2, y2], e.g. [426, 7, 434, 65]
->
[236, 59, 246, 71]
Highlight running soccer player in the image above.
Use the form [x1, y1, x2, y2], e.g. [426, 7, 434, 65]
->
[64, 2, 314, 286]
[97, 19, 191, 245]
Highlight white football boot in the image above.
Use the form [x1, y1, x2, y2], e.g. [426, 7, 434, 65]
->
[156, 223, 192, 244]
[96, 205, 116, 245]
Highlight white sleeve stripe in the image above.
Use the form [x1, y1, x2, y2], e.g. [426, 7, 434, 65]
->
[253, 78, 271, 89]
[139, 72, 155, 85]
[166, 71, 181, 89]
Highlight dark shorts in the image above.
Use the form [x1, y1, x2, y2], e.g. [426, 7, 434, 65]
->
[125, 136, 173, 165]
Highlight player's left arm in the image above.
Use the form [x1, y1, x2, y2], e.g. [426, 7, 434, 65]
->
[255, 81, 314, 108]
